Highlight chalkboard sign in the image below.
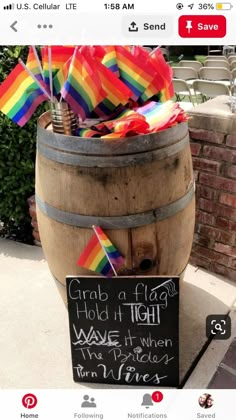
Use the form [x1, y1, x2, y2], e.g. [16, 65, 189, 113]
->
[66, 276, 179, 387]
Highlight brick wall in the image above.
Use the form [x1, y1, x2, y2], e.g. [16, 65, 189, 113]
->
[27, 195, 41, 244]
[189, 97, 236, 282]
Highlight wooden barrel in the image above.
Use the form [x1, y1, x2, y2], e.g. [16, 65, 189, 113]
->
[36, 111, 195, 303]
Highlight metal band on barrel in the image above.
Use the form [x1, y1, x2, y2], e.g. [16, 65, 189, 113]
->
[37, 119, 188, 154]
[36, 184, 195, 229]
[37, 134, 189, 167]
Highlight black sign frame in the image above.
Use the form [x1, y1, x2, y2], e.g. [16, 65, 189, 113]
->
[66, 276, 179, 387]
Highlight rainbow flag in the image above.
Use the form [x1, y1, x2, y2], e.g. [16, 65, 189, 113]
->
[75, 127, 101, 138]
[42, 46, 75, 88]
[26, 46, 42, 79]
[0, 61, 47, 127]
[77, 233, 113, 276]
[77, 226, 124, 276]
[60, 47, 106, 120]
[75, 109, 147, 139]
[53, 57, 72, 95]
[93, 226, 124, 269]
[25, 46, 51, 97]
[134, 101, 187, 132]
[94, 107, 149, 138]
[91, 45, 106, 60]
[94, 63, 132, 116]
[81, 46, 132, 117]
[115, 46, 156, 101]
[141, 48, 174, 103]
[54, 46, 105, 97]
[102, 46, 119, 77]
[131, 46, 164, 102]
[75, 100, 187, 139]
[158, 82, 175, 103]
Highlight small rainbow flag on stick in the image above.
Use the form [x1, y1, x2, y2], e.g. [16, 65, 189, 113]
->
[53, 56, 72, 95]
[80, 46, 132, 117]
[102, 46, 119, 77]
[115, 46, 156, 101]
[0, 58, 49, 127]
[26, 46, 44, 79]
[147, 47, 174, 103]
[77, 226, 124, 277]
[41, 45, 75, 88]
[61, 47, 106, 120]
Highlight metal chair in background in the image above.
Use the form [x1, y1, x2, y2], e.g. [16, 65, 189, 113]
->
[179, 60, 203, 72]
[172, 67, 198, 85]
[192, 80, 230, 102]
[205, 55, 228, 61]
[231, 68, 236, 80]
[228, 55, 236, 64]
[230, 61, 236, 71]
[204, 60, 230, 70]
[199, 67, 231, 87]
[172, 79, 196, 109]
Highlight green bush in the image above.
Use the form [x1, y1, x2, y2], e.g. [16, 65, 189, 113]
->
[0, 46, 45, 243]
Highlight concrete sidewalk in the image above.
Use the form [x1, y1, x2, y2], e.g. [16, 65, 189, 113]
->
[0, 237, 236, 389]
[184, 308, 236, 388]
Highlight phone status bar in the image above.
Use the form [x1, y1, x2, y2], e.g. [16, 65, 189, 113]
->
[1, 1, 233, 14]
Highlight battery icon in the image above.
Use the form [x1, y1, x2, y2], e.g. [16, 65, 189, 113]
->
[216, 3, 233, 9]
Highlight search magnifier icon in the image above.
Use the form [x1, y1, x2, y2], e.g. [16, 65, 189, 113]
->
[207, 315, 231, 340]
[214, 323, 223, 332]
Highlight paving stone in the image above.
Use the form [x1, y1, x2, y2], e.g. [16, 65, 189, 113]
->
[208, 365, 236, 389]
[220, 338, 236, 370]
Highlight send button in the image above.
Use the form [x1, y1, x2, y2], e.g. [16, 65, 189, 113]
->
[144, 22, 166, 31]
[123, 15, 173, 37]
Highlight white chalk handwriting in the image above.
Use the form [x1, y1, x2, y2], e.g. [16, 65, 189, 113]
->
[72, 325, 121, 347]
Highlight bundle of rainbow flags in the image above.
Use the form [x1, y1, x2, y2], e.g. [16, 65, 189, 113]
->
[0, 45, 187, 135]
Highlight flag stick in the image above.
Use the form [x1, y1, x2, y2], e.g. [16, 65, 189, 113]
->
[48, 46, 54, 101]
[72, 45, 78, 62]
[18, 58, 52, 101]
[150, 46, 161, 56]
[31, 45, 44, 80]
[92, 225, 118, 277]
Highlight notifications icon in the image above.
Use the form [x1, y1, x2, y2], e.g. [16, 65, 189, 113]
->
[141, 394, 153, 408]
[141, 391, 164, 409]
[22, 394, 38, 409]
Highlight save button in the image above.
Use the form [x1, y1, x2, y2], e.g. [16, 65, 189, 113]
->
[179, 15, 226, 38]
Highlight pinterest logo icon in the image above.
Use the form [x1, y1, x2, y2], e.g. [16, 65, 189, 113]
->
[22, 394, 38, 409]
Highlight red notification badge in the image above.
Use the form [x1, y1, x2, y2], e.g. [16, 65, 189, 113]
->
[152, 391, 164, 403]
